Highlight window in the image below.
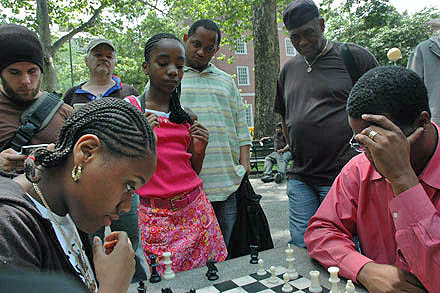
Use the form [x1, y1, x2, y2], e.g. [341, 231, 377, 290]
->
[285, 38, 296, 56]
[235, 40, 247, 54]
[237, 66, 250, 86]
[244, 103, 254, 127]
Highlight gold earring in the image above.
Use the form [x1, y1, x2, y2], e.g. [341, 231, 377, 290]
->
[72, 165, 82, 182]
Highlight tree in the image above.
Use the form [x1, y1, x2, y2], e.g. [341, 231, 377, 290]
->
[320, 0, 439, 66]
[252, 0, 280, 138]
[0, 0, 164, 92]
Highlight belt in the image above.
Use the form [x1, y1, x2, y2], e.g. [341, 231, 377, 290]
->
[142, 186, 201, 211]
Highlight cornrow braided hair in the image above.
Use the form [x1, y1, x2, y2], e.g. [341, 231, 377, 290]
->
[144, 33, 193, 125]
[24, 98, 156, 183]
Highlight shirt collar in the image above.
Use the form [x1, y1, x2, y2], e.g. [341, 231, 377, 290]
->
[74, 75, 122, 100]
[184, 63, 217, 74]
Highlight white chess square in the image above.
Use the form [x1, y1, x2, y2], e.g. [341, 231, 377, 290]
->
[232, 275, 257, 286]
[290, 277, 311, 289]
[260, 276, 283, 288]
[222, 288, 247, 293]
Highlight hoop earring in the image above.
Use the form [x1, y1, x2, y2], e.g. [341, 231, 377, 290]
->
[72, 165, 82, 182]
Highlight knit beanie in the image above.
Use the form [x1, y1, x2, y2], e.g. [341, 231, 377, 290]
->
[0, 24, 44, 74]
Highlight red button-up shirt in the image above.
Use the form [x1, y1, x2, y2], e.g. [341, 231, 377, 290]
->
[305, 123, 440, 292]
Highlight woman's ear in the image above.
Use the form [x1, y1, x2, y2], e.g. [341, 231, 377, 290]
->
[142, 61, 149, 75]
[72, 134, 102, 166]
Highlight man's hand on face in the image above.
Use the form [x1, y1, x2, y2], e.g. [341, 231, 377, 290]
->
[354, 114, 423, 195]
[0, 148, 26, 172]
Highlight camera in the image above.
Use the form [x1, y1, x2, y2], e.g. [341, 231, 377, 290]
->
[19, 144, 50, 156]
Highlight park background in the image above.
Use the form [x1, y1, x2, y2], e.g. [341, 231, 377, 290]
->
[1, 0, 439, 138]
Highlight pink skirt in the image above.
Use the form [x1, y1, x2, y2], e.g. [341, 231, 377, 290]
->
[138, 188, 228, 275]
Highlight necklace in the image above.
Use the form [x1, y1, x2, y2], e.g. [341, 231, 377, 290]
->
[304, 40, 329, 73]
[33, 183, 97, 292]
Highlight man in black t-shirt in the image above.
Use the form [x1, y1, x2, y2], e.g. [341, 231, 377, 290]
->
[275, 0, 379, 248]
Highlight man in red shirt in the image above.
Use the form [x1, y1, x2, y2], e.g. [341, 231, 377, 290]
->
[305, 66, 437, 292]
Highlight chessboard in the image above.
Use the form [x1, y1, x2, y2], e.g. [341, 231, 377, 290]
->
[196, 266, 330, 293]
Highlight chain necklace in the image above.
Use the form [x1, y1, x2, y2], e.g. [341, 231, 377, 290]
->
[33, 183, 97, 292]
[303, 39, 329, 73]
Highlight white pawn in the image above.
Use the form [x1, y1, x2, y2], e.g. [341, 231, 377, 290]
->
[309, 270, 322, 293]
[281, 273, 293, 292]
[345, 280, 356, 293]
[162, 252, 175, 280]
[328, 266, 340, 293]
[257, 259, 266, 276]
[268, 266, 278, 284]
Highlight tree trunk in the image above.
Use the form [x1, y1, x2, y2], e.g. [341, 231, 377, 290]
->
[42, 51, 57, 92]
[252, 0, 280, 139]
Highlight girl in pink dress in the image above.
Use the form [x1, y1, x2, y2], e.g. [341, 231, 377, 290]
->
[126, 33, 227, 274]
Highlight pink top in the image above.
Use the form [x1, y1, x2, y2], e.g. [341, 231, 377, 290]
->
[126, 96, 202, 199]
[305, 123, 440, 292]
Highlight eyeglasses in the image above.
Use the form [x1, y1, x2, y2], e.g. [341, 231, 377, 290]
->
[349, 135, 366, 153]
[349, 126, 419, 153]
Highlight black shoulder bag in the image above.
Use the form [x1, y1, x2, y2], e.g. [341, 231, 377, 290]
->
[4, 92, 63, 152]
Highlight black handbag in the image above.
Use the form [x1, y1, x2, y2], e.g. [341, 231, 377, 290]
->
[227, 174, 274, 258]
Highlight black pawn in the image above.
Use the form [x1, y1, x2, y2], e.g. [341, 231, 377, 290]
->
[249, 245, 259, 264]
[137, 281, 146, 293]
[149, 254, 161, 283]
[161, 288, 173, 293]
[206, 259, 219, 281]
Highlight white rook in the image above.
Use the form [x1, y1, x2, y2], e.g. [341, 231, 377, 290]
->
[309, 270, 322, 292]
[328, 266, 340, 293]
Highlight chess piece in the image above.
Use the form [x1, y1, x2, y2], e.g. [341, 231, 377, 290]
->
[149, 254, 161, 283]
[162, 252, 175, 280]
[249, 244, 259, 264]
[285, 244, 299, 280]
[328, 266, 340, 293]
[161, 288, 173, 293]
[257, 259, 267, 276]
[282, 273, 293, 292]
[206, 259, 219, 281]
[137, 281, 146, 293]
[268, 266, 278, 284]
[345, 280, 356, 293]
[309, 270, 322, 293]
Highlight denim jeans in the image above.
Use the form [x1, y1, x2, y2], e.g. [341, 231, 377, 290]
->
[263, 151, 292, 179]
[287, 178, 331, 248]
[91, 193, 147, 282]
[211, 191, 238, 249]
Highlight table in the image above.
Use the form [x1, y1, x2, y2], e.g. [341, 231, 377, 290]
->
[128, 245, 368, 292]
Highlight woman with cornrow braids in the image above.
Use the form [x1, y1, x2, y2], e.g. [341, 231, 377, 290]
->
[0, 98, 157, 293]
[125, 33, 227, 274]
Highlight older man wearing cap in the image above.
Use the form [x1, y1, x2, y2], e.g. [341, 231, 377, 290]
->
[274, 0, 379, 247]
[63, 38, 138, 106]
[0, 24, 72, 177]
[64, 38, 145, 282]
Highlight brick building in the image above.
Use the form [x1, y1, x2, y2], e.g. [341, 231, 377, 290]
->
[211, 23, 296, 126]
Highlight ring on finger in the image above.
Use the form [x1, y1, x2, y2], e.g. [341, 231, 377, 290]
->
[368, 130, 379, 140]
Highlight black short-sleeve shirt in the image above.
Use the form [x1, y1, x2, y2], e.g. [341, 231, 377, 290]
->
[274, 42, 379, 186]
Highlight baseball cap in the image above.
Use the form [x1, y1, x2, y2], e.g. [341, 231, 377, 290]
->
[87, 38, 116, 53]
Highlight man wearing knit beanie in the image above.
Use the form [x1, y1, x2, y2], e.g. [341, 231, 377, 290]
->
[0, 24, 72, 177]
[274, 0, 379, 248]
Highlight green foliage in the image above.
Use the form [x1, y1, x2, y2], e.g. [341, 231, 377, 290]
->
[321, 0, 440, 66]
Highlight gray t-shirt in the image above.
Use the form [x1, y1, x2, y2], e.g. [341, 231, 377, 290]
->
[274, 42, 379, 186]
